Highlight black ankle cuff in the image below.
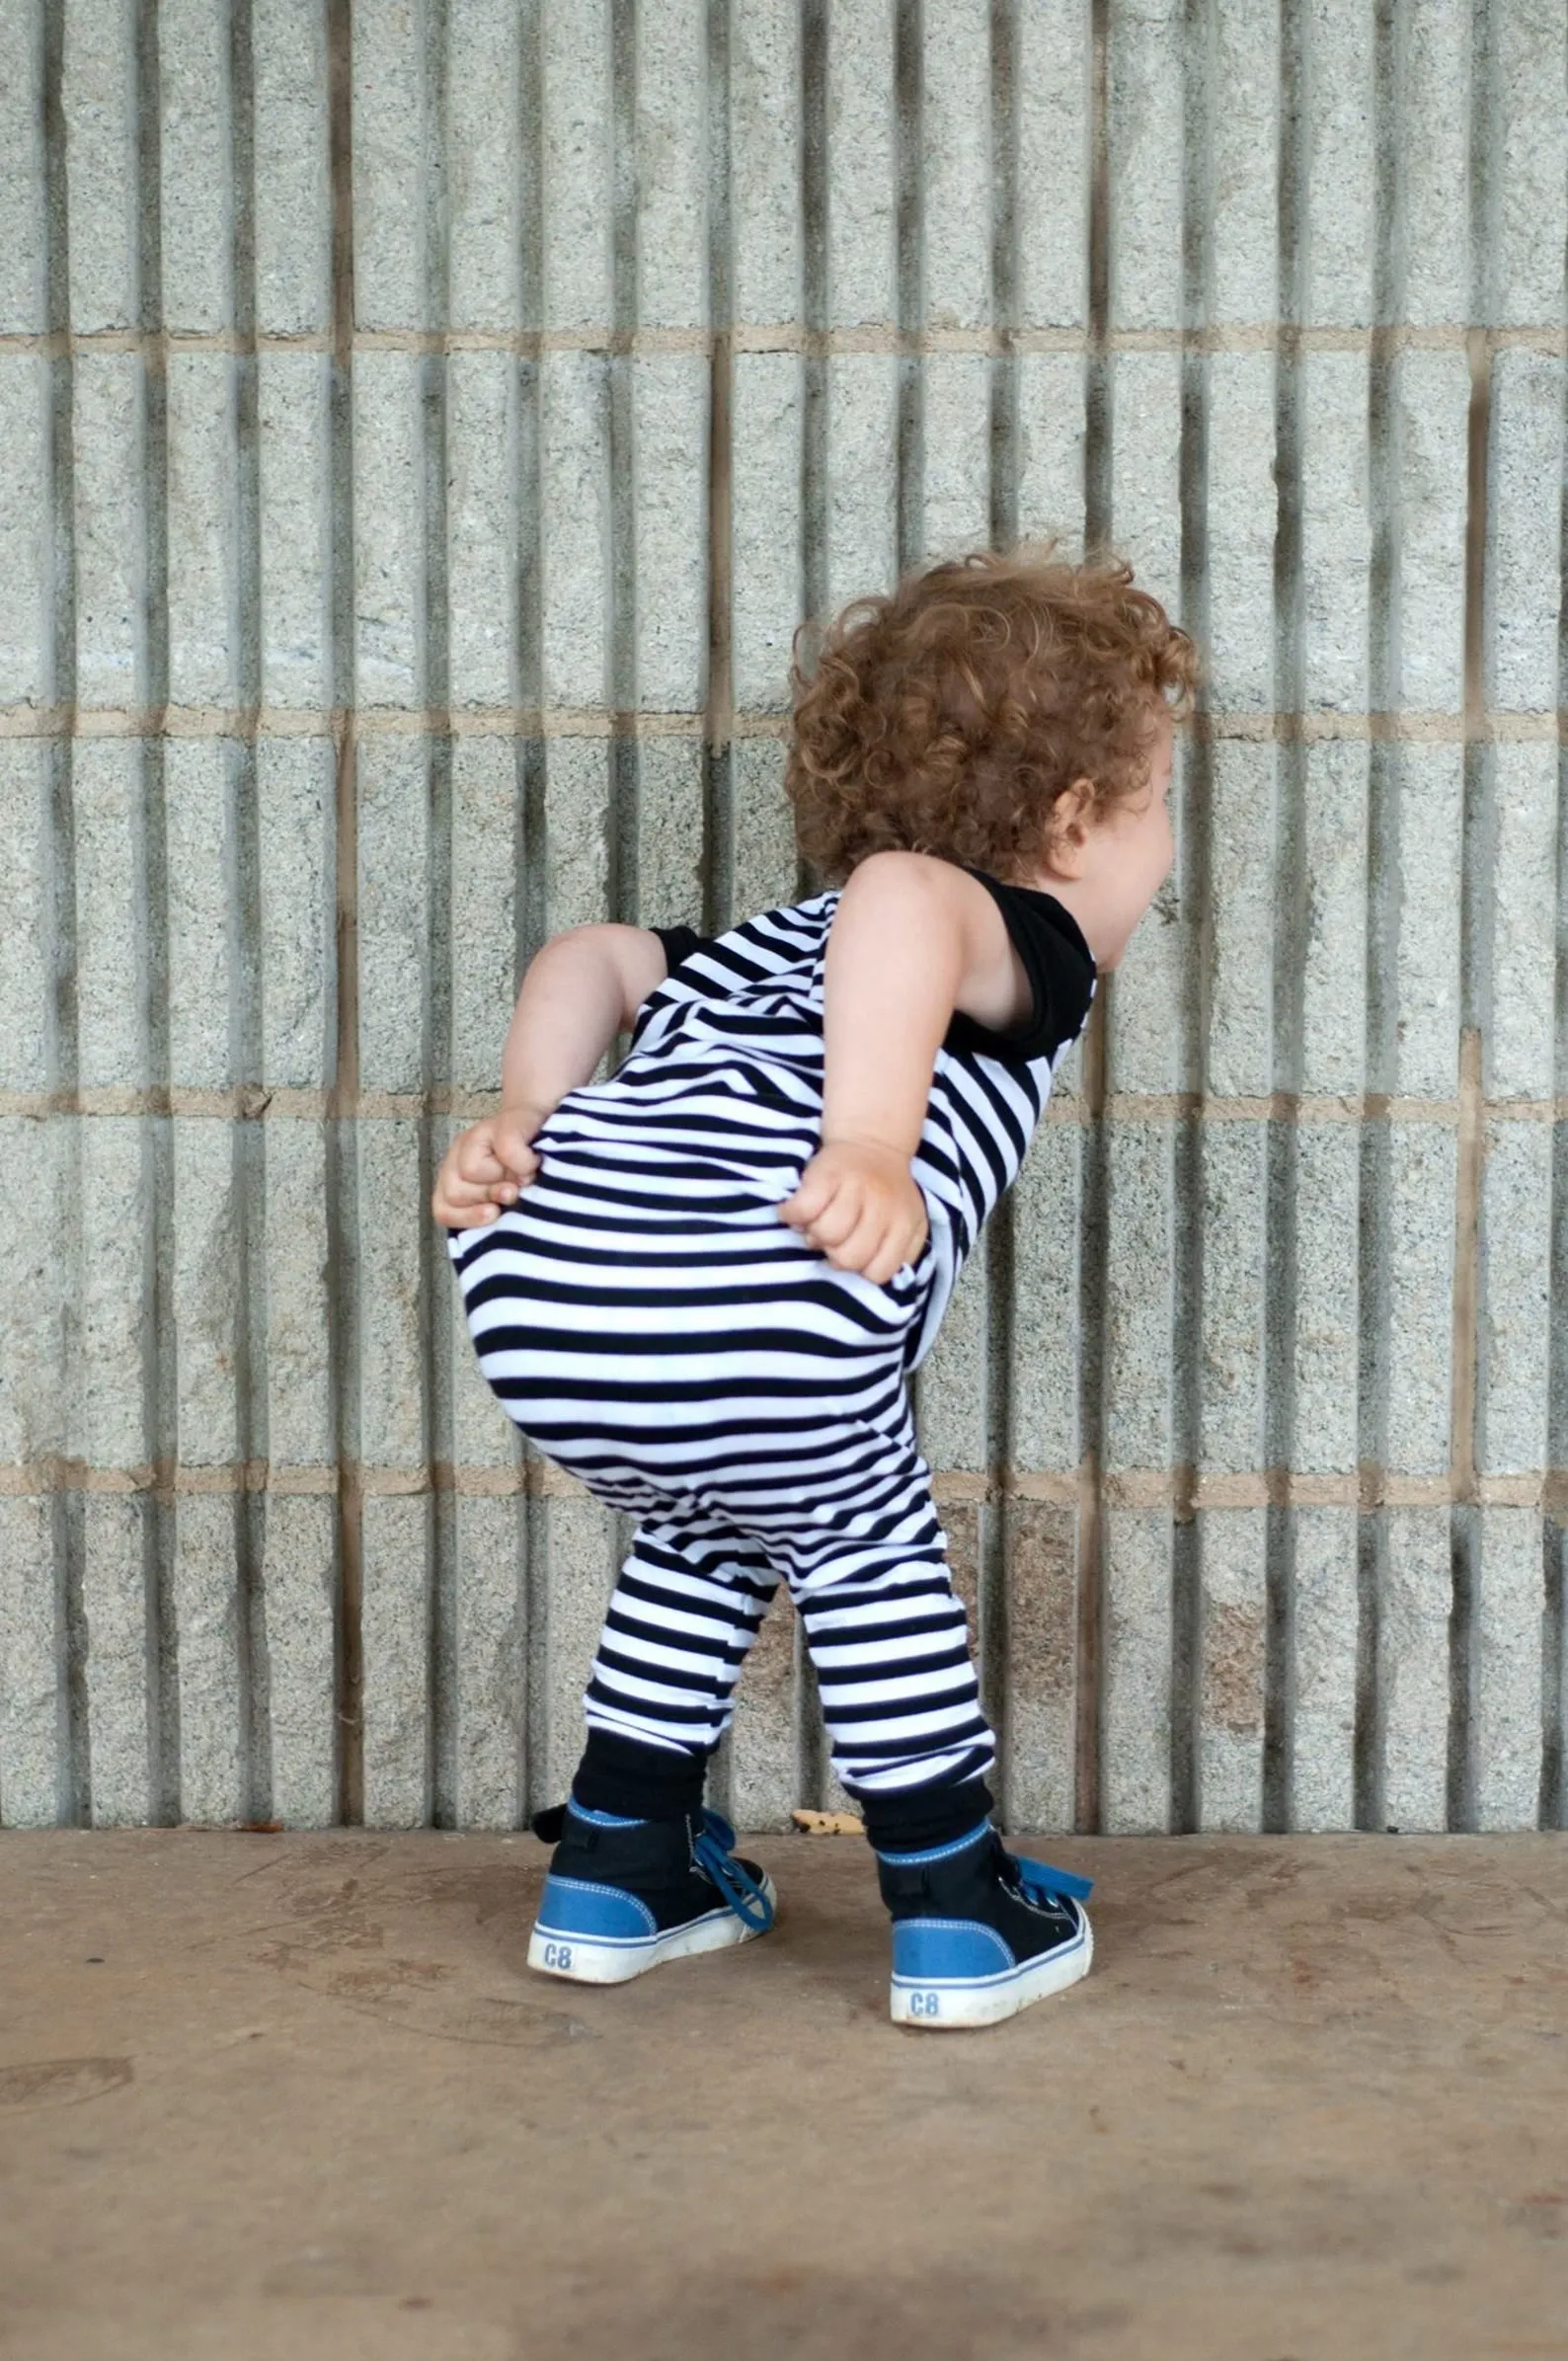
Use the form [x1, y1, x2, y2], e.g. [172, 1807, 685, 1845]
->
[852, 1773, 995, 1853]
[571, 1729, 712, 1821]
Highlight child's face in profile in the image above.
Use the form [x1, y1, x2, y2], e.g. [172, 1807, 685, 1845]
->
[1030, 712, 1175, 972]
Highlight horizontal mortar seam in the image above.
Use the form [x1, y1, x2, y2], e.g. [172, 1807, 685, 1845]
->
[4, 322, 1564, 357]
[6, 1460, 1563, 1510]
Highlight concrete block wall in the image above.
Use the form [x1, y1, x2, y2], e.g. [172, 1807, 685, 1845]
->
[1, 0, 1564, 1835]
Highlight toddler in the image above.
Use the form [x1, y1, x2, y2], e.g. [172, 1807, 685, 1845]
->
[435, 550, 1196, 2028]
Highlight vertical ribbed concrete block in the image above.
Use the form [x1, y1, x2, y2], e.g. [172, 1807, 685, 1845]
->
[1198, 1507, 1266, 1833]
[1102, 1508, 1172, 1833]
[1392, 354, 1469, 712]
[1206, 742, 1276, 1095]
[1299, 0, 1374, 328]
[1388, 749, 1463, 1096]
[1292, 1123, 1360, 1477]
[543, 738, 610, 930]
[732, 0, 801, 327]
[62, 0, 141, 331]
[531, 1494, 617, 1813]
[1109, 352, 1182, 616]
[1384, 1124, 1456, 1478]
[1106, 0, 1182, 334]
[0, 1494, 62, 1826]
[1016, 354, 1085, 549]
[1300, 356, 1371, 711]
[353, 355, 427, 708]
[172, 1119, 241, 1465]
[919, 0, 989, 333]
[1401, 0, 1469, 329]
[78, 1116, 150, 1472]
[252, 0, 332, 334]
[1491, 0, 1568, 326]
[72, 740, 149, 1090]
[1472, 1508, 1543, 1832]
[1487, 354, 1564, 715]
[73, 359, 146, 707]
[360, 1490, 433, 1827]
[356, 734, 431, 1094]
[0, 1117, 69, 1466]
[1209, 0, 1277, 325]
[448, 737, 520, 1091]
[1102, 1125, 1173, 1833]
[445, 0, 525, 331]
[261, 1491, 337, 1825]
[0, 356, 51, 707]
[260, 1124, 334, 1470]
[352, 0, 432, 332]
[633, 355, 708, 710]
[1477, 1122, 1551, 1479]
[1206, 354, 1277, 710]
[825, 0, 895, 329]
[729, 739, 798, 921]
[540, 0, 612, 333]
[727, 1591, 798, 1832]
[633, 0, 706, 330]
[353, 1120, 427, 1473]
[921, 354, 991, 562]
[258, 737, 336, 1087]
[635, 740, 704, 928]
[451, 1494, 525, 1830]
[165, 739, 235, 1086]
[825, 355, 899, 613]
[0, 0, 46, 333]
[1003, 1502, 1078, 1833]
[1015, 2, 1089, 329]
[1291, 1506, 1357, 1833]
[1380, 1507, 1450, 1832]
[1489, 742, 1559, 1100]
[0, 744, 53, 1092]
[1011, 1122, 1083, 1475]
[733, 354, 804, 711]
[1299, 743, 1368, 1088]
[915, 1255, 987, 1478]
[82, 1494, 154, 1826]
[171, 1488, 243, 1824]
[446, 353, 519, 711]
[539, 354, 611, 709]
[258, 354, 333, 711]
[157, 0, 234, 333]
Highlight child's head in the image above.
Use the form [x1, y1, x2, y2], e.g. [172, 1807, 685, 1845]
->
[786, 550, 1198, 894]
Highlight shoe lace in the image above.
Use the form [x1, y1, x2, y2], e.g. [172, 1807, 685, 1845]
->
[692, 1809, 776, 1932]
[1008, 1850, 1094, 1909]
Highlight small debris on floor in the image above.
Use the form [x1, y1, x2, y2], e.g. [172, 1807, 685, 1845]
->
[790, 1809, 865, 1837]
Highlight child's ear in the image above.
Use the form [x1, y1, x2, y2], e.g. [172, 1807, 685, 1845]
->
[1044, 780, 1096, 876]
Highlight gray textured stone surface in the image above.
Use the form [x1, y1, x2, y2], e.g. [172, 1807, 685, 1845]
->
[3, 2, 1564, 1837]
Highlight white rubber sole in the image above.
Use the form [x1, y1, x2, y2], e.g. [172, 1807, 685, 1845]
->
[527, 1873, 778, 1987]
[891, 1917, 1093, 2029]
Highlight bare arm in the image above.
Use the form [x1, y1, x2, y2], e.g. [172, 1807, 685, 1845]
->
[432, 924, 668, 1227]
[782, 853, 1026, 1282]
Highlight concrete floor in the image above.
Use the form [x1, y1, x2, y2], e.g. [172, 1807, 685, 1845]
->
[1, 1832, 1566, 2360]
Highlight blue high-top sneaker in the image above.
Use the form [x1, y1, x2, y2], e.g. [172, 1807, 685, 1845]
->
[526, 1801, 776, 1986]
[875, 1821, 1093, 2028]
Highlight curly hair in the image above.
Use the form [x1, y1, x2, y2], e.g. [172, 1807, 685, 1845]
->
[786, 548, 1199, 884]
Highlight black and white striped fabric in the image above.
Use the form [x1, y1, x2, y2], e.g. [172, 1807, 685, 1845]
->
[450, 884, 1092, 1797]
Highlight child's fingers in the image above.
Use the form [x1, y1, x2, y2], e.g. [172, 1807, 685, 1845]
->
[455, 1130, 507, 1183]
[781, 1162, 837, 1227]
[821, 1200, 887, 1273]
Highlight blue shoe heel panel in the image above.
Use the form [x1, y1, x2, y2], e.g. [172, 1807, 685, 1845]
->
[892, 1919, 1017, 1983]
[533, 1873, 658, 1942]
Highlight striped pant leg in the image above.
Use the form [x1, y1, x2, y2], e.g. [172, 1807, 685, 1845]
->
[776, 1442, 995, 1797]
[583, 1510, 781, 1762]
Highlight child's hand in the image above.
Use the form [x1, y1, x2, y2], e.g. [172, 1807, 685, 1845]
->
[781, 1140, 928, 1286]
[431, 1104, 552, 1229]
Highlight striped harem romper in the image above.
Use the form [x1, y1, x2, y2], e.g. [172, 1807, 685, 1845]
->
[449, 878, 1094, 1799]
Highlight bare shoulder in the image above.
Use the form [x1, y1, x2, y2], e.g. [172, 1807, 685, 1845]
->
[832, 853, 1025, 1030]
